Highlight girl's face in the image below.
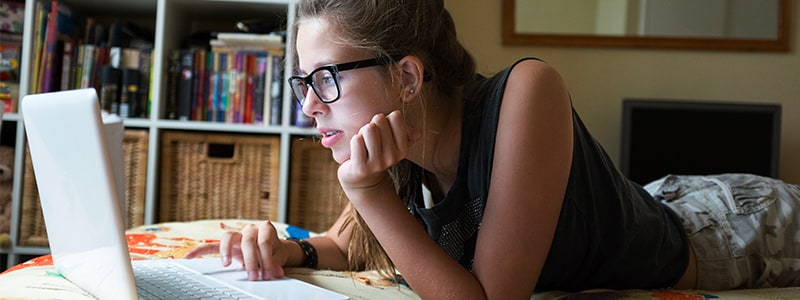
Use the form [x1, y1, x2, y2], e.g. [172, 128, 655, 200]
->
[296, 18, 401, 164]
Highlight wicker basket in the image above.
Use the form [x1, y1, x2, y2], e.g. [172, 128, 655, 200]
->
[122, 130, 149, 228]
[19, 129, 149, 247]
[288, 137, 346, 233]
[158, 131, 280, 222]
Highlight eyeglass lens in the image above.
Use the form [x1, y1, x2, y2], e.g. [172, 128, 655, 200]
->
[291, 68, 340, 104]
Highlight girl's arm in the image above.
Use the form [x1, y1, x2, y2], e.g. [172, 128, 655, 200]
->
[341, 59, 573, 299]
[471, 59, 573, 298]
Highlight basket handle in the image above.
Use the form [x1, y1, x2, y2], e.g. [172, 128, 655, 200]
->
[206, 143, 239, 163]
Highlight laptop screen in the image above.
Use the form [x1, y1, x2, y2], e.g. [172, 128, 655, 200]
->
[22, 88, 137, 299]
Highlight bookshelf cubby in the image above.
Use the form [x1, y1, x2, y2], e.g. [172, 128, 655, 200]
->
[1, 0, 342, 270]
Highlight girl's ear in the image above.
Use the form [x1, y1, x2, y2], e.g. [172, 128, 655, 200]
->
[397, 56, 425, 103]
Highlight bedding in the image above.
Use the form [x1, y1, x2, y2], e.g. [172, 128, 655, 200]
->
[1, 219, 798, 299]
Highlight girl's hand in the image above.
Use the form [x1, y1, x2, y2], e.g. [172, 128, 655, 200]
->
[337, 110, 409, 191]
[185, 221, 288, 281]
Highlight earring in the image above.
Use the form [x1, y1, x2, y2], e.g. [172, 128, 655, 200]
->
[409, 88, 415, 94]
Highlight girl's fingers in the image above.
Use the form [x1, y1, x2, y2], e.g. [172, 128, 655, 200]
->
[359, 121, 383, 164]
[239, 224, 262, 280]
[349, 133, 367, 166]
[386, 110, 408, 155]
[257, 221, 285, 280]
[218, 230, 242, 267]
[184, 242, 220, 259]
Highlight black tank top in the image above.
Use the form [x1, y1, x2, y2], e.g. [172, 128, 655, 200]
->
[405, 58, 689, 291]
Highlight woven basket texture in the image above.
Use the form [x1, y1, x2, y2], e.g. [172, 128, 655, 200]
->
[158, 131, 280, 222]
[288, 137, 346, 233]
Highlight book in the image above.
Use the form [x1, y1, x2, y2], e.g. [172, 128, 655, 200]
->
[59, 39, 74, 91]
[269, 54, 283, 125]
[176, 49, 195, 121]
[163, 49, 180, 120]
[90, 46, 110, 93]
[210, 32, 283, 51]
[30, 1, 47, 94]
[72, 43, 84, 89]
[252, 55, 268, 125]
[137, 48, 153, 118]
[119, 68, 140, 118]
[38, 1, 75, 93]
[79, 44, 95, 88]
[243, 52, 256, 124]
[99, 65, 119, 113]
[217, 51, 229, 122]
[229, 52, 244, 123]
[207, 51, 220, 122]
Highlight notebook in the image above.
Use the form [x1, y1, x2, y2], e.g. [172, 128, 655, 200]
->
[21, 88, 348, 300]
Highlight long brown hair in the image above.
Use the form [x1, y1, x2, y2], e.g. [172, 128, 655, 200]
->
[294, 0, 476, 279]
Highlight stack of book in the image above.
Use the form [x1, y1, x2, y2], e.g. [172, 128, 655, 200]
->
[163, 32, 286, 126]
[28, 1, 154, 118]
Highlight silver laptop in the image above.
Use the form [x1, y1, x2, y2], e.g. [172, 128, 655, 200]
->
[22, 88, 348, 300]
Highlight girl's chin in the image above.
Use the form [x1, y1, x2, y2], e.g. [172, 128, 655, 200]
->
[331, 150, 350, 165]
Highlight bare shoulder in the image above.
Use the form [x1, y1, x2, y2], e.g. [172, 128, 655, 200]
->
[505, 59, 568, 103]
[501, 59, 571, 123]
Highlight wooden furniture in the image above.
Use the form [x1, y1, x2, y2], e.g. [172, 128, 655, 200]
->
[1, 0, 343, 271]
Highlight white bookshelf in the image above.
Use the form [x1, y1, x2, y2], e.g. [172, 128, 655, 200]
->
[1, 0, 316, 269]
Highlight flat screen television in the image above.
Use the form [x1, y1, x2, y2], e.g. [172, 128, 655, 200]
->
[619, 99, 781, 185]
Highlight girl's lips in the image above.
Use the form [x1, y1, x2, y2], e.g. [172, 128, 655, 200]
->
[319, 129, 343, 148]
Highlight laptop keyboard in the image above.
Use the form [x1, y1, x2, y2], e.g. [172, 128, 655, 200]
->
[133, 261, 256, 300]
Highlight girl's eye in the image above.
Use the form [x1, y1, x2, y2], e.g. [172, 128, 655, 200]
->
[320, 73, 336, 86]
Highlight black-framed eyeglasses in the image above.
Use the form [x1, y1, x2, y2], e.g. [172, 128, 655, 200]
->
[288, 55, 404, 106]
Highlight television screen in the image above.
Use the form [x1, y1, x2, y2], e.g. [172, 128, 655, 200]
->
[619, 99, 781, 185]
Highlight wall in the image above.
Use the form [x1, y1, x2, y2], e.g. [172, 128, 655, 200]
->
[445, 0, 800, 184]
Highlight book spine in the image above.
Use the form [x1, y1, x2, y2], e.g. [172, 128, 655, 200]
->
[253, 55, 267, 125]
[59, 39, 74, 91]
[30, 1, 46, 94]
[120, 68, 140, 118]
[218, 52, 229, 123]
[231, 52, 243, 123]
[207, 51, 217, 122]
[79, 44, 95, 88]
[192, 49, 207, 121]
[137, 49, 152, 118]
[39, 3, 57, 93]
[269, 54, 283, 126]
[176, 49, 194, 121]
[164, 49, 180, 120]
[99, 65, 120, 113]
[244, 53, 255, 124]
[71, 43, 83, 89]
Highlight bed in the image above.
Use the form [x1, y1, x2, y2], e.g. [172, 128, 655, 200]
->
[1, 218, 798, 299]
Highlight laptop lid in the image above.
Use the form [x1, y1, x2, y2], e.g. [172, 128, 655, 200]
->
[22, 89, 349, 300]
[22, 88, 137, 299]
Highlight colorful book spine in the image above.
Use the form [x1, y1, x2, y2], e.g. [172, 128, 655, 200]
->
[208, 51, 219, 122]
[79, 44, 95, 88]
[217, 52, 228, 123]
[192, 49, 207, 121]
